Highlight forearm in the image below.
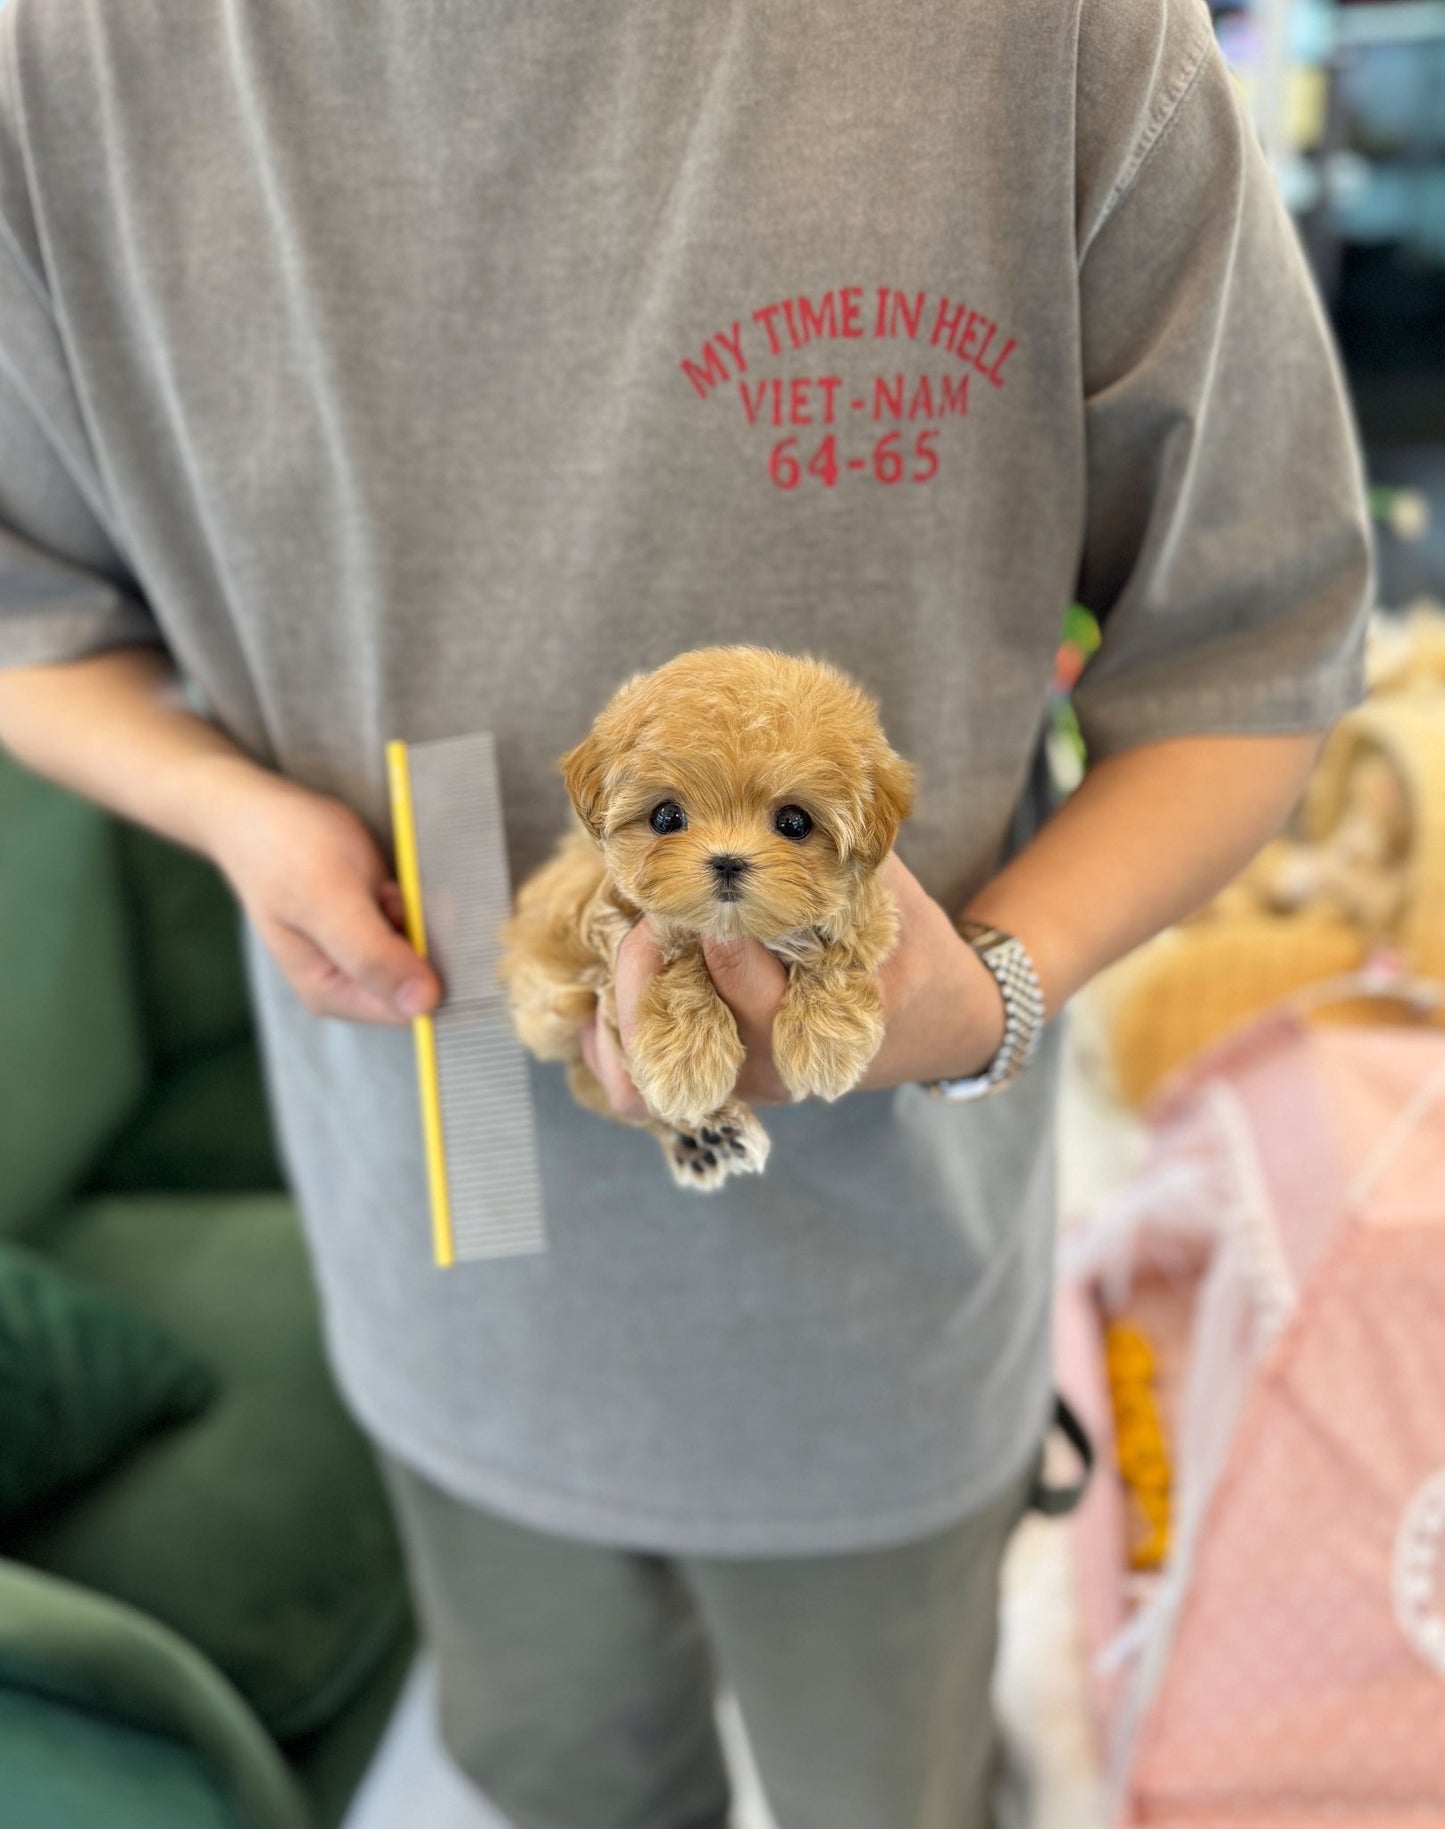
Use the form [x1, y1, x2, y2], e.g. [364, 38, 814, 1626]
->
[0, 644, 275, 860]
[959, 727, 1330, 1021]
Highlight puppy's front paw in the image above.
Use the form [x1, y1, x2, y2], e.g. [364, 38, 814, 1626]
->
[772, 976, 885, 1102]
[628, 970, 745, 1129]
[660, 1100, 771, 1191]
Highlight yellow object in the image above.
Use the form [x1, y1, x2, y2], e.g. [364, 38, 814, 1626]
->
[1302, 692, 1445, 981]
[1285, 66, 1328, 152]
[1367, 603, 1445, 695]
[385, 738, 456, 1270]
[1093, 615, 1445, 1110]
[1105, 1319, 1172, 1570]
[1096, 915, 1367, 1109]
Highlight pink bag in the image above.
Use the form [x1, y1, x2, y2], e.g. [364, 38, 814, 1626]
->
[1057, 962, 1445, 1827]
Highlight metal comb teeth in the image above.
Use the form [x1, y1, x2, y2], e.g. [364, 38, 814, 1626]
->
[394, 730, 547, 1263]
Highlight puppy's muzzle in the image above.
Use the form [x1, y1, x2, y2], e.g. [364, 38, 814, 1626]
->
[709, 854, 750, 902]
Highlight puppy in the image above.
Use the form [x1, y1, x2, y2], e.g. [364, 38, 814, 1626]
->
[497, 645, 916, 1190]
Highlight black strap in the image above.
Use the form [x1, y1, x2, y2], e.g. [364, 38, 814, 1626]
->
[1027, 1392, 1095, 1518]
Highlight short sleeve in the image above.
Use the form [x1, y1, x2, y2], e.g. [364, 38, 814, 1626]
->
[1069, 13, 1376, 763]
[0, 224, 167, 671]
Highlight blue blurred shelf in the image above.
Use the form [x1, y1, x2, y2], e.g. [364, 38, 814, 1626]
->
[1332, 3, 1445, 48]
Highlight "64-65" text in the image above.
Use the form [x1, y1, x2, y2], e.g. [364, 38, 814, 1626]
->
[769, 430, 940, 490]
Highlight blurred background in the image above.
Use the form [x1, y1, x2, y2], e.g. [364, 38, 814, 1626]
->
[0, 3, 1440, 1828]
[1014, 6, 1445, 1827]
[1220, 0, 1445, 613]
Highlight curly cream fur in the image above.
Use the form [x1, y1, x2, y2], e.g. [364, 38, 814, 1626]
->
[497, 645, 916, 1190]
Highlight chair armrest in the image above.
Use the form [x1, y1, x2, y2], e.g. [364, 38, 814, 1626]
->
[0, 1558, 311, 1829]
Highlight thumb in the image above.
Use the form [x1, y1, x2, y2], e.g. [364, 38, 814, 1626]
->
[700, 934, 787, 1032]
[318, 876, 441, 1015]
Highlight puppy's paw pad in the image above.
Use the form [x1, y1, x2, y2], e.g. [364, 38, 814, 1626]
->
[712, 1103, 770, 1176]
[664, 1102, 769, 1189]
[668, 1130, 732, 1192]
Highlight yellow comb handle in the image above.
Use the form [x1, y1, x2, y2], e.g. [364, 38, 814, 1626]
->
[386, 738, 456, 1270]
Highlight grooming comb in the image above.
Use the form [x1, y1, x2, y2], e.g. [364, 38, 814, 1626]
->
[386, 731, 548, 1266]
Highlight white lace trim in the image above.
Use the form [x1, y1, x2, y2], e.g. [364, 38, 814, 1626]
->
[1393, 1468, 1445, 1680]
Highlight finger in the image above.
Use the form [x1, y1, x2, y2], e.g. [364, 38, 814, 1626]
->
[879, 847, 908, 891]
[872, 848, 934, 1010]
[613, 917, 666, 1057]
[592, 1009, 650, 1119]
[878, 847, 926, 926]
[312, 875, 441, 1015]
[699, 934, 788, 1038]
[264, 916, 417, 1025]
[579, 1014, 601, 1080]
[377, 878, 410, 933]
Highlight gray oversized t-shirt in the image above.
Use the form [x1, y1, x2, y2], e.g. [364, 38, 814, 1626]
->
[0, 0, 1373, 1552]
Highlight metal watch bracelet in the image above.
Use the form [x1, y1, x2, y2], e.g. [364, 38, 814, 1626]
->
[924, 918, 1046, 1101]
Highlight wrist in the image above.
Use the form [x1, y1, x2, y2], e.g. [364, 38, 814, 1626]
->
[955, 893, 1064, 1024]
[893, 924, 1007, 1084]
[181, 751, 295, 876]
[923, 917, 1047, 1100]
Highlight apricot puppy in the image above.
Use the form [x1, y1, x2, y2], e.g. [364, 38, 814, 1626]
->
[497, 645, 916, 1190]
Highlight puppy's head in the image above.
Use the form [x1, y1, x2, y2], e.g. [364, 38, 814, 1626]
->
[559, 645, 915, 942]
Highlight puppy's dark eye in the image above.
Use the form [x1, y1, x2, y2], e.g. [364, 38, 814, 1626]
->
[774, 805, 813, 841]
[649, 801, 687, 835]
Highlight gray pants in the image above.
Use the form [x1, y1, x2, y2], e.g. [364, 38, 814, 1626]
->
[377, 1447, 1040, 1829]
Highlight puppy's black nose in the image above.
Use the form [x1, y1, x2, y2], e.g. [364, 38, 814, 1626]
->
[709, 853, 749, 883]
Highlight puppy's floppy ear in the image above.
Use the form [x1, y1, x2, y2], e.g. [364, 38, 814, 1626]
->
[852, 746, 917, 872]
[559, 672, 651, 839]
[559, 729, 611, 839]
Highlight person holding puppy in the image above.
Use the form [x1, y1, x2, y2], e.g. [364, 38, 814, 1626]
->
[0, 2, 1373, 1826]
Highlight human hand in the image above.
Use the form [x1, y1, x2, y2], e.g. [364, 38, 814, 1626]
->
[578, 851, 1007, 1120]
[207, 763, 441, 1026]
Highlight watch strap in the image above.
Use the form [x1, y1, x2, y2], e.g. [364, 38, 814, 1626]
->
[926, 918, 1046, 1100]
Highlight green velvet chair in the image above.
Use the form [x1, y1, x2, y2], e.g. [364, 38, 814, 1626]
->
[0, 742, 416, 1829]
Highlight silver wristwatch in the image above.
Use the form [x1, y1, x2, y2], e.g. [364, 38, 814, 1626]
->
[925, 919, 1046, 1101]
